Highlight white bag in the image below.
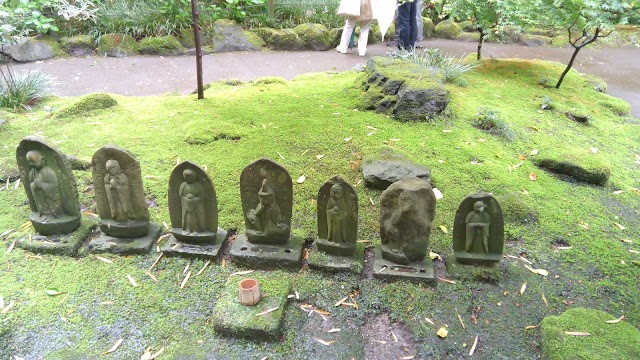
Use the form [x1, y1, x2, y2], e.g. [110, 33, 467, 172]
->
[337, 0, 361, 17]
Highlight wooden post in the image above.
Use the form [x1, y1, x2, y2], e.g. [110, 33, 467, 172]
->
[190, 0, 204, 99]
[239, 279, 261, 306]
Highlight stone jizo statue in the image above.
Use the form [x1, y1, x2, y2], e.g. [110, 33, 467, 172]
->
[326, 183, 347, 243]
[465, 200, 490, 254]
[180, 168, 206, 234]
[26, 150, 64, 221]
[104, 159, 134, 222]
[247, 179, 289, 238]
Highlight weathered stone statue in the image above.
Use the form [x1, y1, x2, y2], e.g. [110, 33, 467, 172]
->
[230, 158, 302, 269]
[453, 193, 504, 265]
[373, 177, 436, 283]
[309, 176, 361, 273]
[15, 137, 92, 256]
[16, 137, 80, 235]
[161, 161, 227, 257]
[87, 144, 160, 254]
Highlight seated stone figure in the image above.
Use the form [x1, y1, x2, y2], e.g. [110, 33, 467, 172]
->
[104, 159, 134, 222]
[465, 201, 490, 254]
[27, 150, 64, 221]
[247, 178, 289, 242]
[180, 168, 206, 234]
[326, 183, 347, 244]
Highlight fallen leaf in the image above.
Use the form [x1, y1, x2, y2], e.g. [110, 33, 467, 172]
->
[230, 270, 254, 276]
[458, 314, 466, 329]
[525, 325, 538, 330]
[542, 293, 549, 308]
[621, 239, 633, 243]
[630, 250, 640, 254]
[162, 221, 170, 231]
[389, 138, 401, 142]
[565, 332, 590, 336]
[1, 301, 13, 314]
[437, 327, 448, 338]
[524, 265, 549, 277]
[530, 149, 539, 156]
[591, 147, 597, 154]
[606, 315, 624, 324]
[439, 225, 448, 234]
[297, 175, 306, 184]
[369, 197, 375, 206]
[367, 131, 376, 136]
[612, 190, 623, 195]
[96, 256, 113, 264]
[327, 328, 341, 333]
[276, 151, 285, 160]
[314, 337, 335, 346]
[256, 307, 279, 316]
[100, 301, 114, 305]
[519, 155, 527, 160]
[314, 308, 331, 315]
[105, 338, 123, 354]
[437, 277, 456, 284]
[401, 356, 416, 360]
[520, 283, 527, 295]
[335, 296, 349, 307]
[182, 263, 190, 274]
[373, 340, 386, 344]
[6, 240, 16, 254]
[316, 154, 324, 159]
[469, 335, 479, 356]
[429, 251, 442, 261]
[528, 173, 537, 181]
[344, 137, 352, 142]
[425, 317, 435, 325]
[180, 271, 192, 289]
[150, 347, 164, 359]
[148, 252, 163, 271]
[141, 348, 152, 360]
[127, 274, 138, 287]
[0, 295, 3, 309]
[391, 331, 398, 342]
[196, 260, 211, 275]
[45, 289, 64, 296]
[614, 223, 625, 230]
[442, 129, 453, 133]
[433, 188, 443, 200]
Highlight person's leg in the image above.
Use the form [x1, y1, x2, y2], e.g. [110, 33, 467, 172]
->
[397, 2, 410, 50]
[337, 18, 356, 53]
[408, 0, 418, 50]
[358, 20, 371, 56]
[416, 0, 424, 42]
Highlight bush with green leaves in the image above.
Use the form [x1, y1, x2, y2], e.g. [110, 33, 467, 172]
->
[0, 67, 54, 110]
[472, 107, 515, 141]
[391, 47, 480, 83]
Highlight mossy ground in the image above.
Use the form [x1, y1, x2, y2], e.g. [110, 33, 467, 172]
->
[0, 57, 638, 358]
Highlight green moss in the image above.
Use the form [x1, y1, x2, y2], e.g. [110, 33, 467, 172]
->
[176, 28, 196, 48]
[541, 308, 640, 360]
[293, 23, 332, 50]
[434, 19, 461, 39]
[456, 31, 481, 42]
[138, 35, 183, 55]
[55, 93, 118, 118]
[598, 95, 631, 116]
[252, 28, 303, 50]
[184, 123, 246, 145]
[497, 192, 538, 224]
[446, 255, 504, 282]
[251, 76, 288, 85]
[59, 35, 95, 53]
[36, 36, 66, 57]
[244, 30, 266, 49]
[423, 18, 435, 38]
[519, 34, 552, 47]
[533, 150, 610, 185]
[96, 33, 139, 57]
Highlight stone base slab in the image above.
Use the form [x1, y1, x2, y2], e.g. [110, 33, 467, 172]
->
[160, 229, 227, 258]
[86, 223, 161, 255]
[372, 248, 435, 284]
[229, 234, 304, 270]
[308, 243, 363, 274]
[454, 250, 502, 265]
[16, 220, 95, 256]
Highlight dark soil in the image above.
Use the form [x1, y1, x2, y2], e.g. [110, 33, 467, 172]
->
[362, 313, 417, 360]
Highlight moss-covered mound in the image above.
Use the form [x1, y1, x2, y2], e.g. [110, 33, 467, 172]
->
[533, 150, 610, 185]
[96, 33, 139, 58]
[357, 56, 450, 121]
[498, 192, 538, 224]
[252, 28, 304, 50]
[139, 35, 184, 55]
[541, 308, 640, 360]
[434, 19, 461, 39]
[519, 34, 553, 47]
[56, 93, 118, 118]
[293, 23, 333, 51]
[60, 35, 95, 56]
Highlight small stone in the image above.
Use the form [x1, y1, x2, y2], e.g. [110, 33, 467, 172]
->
[362, 148, 431, 190]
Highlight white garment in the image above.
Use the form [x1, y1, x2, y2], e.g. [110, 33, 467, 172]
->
[336, 18, 371, 56]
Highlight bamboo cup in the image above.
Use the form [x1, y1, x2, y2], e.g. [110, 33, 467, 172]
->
[238, 278, 261, 306]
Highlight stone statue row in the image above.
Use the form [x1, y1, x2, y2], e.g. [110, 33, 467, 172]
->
[16, 137, 504, 283]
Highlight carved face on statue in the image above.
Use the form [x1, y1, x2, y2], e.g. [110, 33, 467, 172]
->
[330, 184, 343, 200]
[26, 150, 45, 169]
[106, 159, 122, 176]
[183, 168, 197, 184]
[474, 201, 485, 213]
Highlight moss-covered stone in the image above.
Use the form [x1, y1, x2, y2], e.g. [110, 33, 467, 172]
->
[176, 27, 196, 48]
[494, 25, 521, 43]
[582, 73, 608, 93]
[519, 34, 552, 47]
[244, 30, 266, 49]
[533, 151, 610, 186]
[250, 76, 288, 85]
[598, 95, 631, 116]
[139, 35, 183, 56]
[457, 31, 481, 42]
[96, 33, 139, 58]
[60, 35, 95, 56]
[35, 35, 66, 57]
[551, 34, 569, 47]
[212, 272, 291, 340]
[434, 19, 461, 39]
[252, 28, 304, 50]
[16, 219, 96, 256]
[56, 93, 118, 118]
[497, 192, 538, 224]
[541, 308, 640, 360]
[457, 20, 476, 32]
[445, 255, 503, 282]
[423, 18, 435, 38]
[293, 23, 333, 50]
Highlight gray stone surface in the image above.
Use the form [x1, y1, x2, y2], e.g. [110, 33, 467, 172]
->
[372, 248, 435, 284]
[16, 220, 95, 256]
[308, 242, 363, 274]
[212, 19, 261, 53]
[362, 149, 431, 190]
[1, 38, 53, 62]
[229, 234, 303, 270]
[86, 222, 161, 255]
[160, 229, 227, 258]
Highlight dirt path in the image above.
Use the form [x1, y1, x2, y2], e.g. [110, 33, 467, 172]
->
[12, 39, 640, 117]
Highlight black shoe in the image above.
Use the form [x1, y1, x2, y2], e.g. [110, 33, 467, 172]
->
[386, 40, 398, 47]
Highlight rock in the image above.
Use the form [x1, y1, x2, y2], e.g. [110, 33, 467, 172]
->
[533, 151, 610, 186]
[60, 35, 96, 56]
[457, 20, 476, 32]
[519, 34, 552, 47]
[497, 192, 538, 224]
[434, 19, 460, 39]
[456, 31, 481, 42]
[96, 33, 139, 58]
[211, 19, 263, 53]
[56, 93, 118, 118]
[139, 35, 184, 55]
[252, 28, 303, 50]
[565, 111, 591, 125]
[362, 148, 431, 190]
[494, 25, 521, 43]
[358, 57, 450, 122]
[541, 308, 640, 360]
[0, 38, 53, 62]
[176, 28, 197, 48]
[423, 18, 435, 38]
[293, 23, 332, 51]
[582, 73, 607, 93]
[65, 155, 91, 171]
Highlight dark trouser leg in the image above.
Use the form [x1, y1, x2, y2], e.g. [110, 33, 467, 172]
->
[397, 2, 411, 50]
[408, 0, 418, 49]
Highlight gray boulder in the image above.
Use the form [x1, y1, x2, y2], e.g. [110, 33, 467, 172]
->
[362, 149, 431, 190]
[211, 19, 263, 53]
[1, 38, 53, 62]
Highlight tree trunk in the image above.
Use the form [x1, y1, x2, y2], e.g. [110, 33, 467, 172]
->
[556, 45, 581, 89]
[477, 29, 485, 60]
[190, 0, 204, 100]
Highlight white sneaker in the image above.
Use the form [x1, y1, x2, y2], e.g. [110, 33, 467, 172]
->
[359, 51, 366, 56]
[336, 46, 347, 54]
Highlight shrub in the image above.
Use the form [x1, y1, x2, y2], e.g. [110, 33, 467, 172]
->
[541, 95, 553, 110]
[391, 47, 479, 83]
[56, 93, 117, 118]
[0, 67, 53, 110]
[472, 107, 515, 141]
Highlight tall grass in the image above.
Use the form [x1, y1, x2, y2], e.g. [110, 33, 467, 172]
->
[0, 67, 54, 110]
[392, 47, 480, 83]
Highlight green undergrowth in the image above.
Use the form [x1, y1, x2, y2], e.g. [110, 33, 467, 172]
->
[0, 58, 638, 358]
